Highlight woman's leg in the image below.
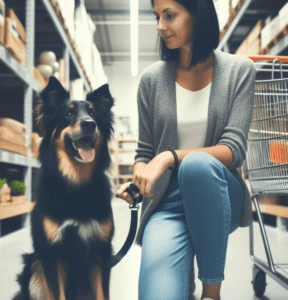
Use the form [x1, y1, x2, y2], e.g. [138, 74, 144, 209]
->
[139, 186, 195, 300]
[178, 152, 244, 299]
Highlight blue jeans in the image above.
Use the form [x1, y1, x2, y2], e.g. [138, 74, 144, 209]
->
[139, 152, 244, 300]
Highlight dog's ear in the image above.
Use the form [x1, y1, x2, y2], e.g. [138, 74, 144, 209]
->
[86, 84, 114, 113]
[40, 76, 70, 110]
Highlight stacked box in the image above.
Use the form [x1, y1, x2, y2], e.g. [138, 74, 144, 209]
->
[0, 118, 28, 155]
[215, 0, 230, 31]
[236, 20, 264, 55]
[4, 9, 26, 66]
[231, 0, 241, 8]
[57, 58, 66, 88]
[33, 67, 47, 88]
[261, 16, 280, 50]
[279, 2, 288, 32]
[0, 0, 5, 44]
[0, 185, 11, 206]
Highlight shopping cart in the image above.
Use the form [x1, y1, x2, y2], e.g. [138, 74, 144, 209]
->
[245, 55, 288, 297]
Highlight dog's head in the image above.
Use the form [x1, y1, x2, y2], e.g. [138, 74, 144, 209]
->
[35, 77, 114, 165]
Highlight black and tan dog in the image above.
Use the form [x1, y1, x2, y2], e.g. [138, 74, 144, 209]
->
[13, 77, 115, 300]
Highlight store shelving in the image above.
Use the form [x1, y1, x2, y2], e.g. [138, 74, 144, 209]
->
[218, 0, 288, 56]
[109, 138, 137, 190]
[0, 0, 98, 237]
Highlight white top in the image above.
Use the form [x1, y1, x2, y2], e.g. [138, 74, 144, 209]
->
[176, 81, 211, 150]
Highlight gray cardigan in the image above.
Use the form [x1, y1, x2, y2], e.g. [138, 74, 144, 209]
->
[134, 49, 256, 246]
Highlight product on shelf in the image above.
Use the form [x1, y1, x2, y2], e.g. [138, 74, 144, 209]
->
[36, 64, 53, 81]
[57, 58, 66, 88]
[36, 50, 57, 66]
[35, 51, 63, 83]
[261, 16, 280, 50]
[4, 9, 26, 66]
[0, 0, 5, 45]
[33, 67, 47, 88]
[279, 2, 288, 32]
[0, 183, 11, 206]
[0, 118, 28, 155]
[235, 20, 264, 55]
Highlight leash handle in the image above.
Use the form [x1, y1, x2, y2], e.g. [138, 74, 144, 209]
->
[104, 183, 143, 269]
[124, 183, 143, 208]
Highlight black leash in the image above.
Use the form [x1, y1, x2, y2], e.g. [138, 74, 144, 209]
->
[104, 184, 143, 269]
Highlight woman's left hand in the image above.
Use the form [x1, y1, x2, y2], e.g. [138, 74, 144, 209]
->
[132, 151, 174, 200]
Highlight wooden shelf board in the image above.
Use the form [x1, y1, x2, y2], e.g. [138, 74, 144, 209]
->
[252, 203, 288, 219]
[117, 139, 137, 143]
[118, 149, 136, 153]
[0, 202, 35, 220]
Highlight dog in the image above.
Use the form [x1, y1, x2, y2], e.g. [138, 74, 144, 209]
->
[12, 76, 115, 300]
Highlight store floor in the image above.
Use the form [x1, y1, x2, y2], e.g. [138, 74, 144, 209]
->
[1, 197, 288, 300]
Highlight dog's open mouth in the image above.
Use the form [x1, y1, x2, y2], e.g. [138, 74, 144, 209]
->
[71, 136, 95, 163]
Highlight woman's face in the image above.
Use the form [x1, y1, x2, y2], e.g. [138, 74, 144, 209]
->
[153, 0, 195, 51]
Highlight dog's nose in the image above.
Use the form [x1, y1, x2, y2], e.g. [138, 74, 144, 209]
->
[81, 120, 96, 132]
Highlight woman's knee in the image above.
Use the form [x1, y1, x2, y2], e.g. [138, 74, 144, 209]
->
[178, 152, 222, 183]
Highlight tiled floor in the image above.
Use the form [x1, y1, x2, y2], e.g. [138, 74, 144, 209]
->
[1, 198, 288, 300]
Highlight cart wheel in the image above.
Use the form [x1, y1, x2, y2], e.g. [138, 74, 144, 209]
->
[252, 268, 267, 297]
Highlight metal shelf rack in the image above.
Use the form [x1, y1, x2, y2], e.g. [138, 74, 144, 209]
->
[0, 0, 95, 237]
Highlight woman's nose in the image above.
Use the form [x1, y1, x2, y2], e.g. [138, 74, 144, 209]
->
[157, 17, 166, 32]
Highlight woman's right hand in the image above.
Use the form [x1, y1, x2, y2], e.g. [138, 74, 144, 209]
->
[115, 182, 140, 205]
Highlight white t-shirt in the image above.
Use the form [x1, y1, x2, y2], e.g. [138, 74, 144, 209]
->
[176, 81, 211, 150]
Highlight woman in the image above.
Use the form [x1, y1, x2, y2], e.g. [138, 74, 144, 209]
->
[116, 0, 256, 299]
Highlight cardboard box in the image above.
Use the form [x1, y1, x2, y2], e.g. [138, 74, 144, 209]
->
[0, 118, 27, 135]
[236, 20, 264, 55]
[33, 67, 47, 88]
[0, 0, 5, 44]
[4, 9, 26, 66]
[279, 2, 288, 31]
[217, 0, 230, 31]
[232, 0, 241, 8]
[57, 58, 66, 88]
[0, 127, 27, 147]
[261, 16, 280, 49]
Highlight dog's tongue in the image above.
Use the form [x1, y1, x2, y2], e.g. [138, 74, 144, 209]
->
[78, 148, 95, 162]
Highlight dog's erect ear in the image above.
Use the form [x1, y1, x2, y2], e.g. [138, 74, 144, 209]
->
[86, 84, 114, 113]
[40, 76, 70, 110]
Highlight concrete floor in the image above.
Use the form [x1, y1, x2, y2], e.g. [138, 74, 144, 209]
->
[1, 197, 288, 300]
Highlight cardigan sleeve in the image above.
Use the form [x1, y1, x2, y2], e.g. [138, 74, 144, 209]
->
[217, 59, 256, 169]
[134, 74, 155, 164]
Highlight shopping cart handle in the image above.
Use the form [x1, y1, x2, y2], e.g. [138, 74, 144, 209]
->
[246, 55, 288, 63]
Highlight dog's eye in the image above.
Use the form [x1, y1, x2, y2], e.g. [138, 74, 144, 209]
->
[67, 111, 73, 118]
[90, 111, 95, 117]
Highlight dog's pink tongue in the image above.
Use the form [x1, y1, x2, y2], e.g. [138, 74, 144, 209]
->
[78, 148, 95, 162]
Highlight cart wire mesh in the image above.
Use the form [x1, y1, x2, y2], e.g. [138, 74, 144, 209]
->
[246, 74, 288, 193]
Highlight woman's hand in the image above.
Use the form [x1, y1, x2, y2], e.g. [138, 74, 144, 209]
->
[132, 151, 174, 200]
[115, 182, 140, 205]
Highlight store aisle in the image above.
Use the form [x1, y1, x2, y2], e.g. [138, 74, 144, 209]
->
[1, 197, 288, 300]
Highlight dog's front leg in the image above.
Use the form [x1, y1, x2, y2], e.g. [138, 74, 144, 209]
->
[30, 253, 66, 300]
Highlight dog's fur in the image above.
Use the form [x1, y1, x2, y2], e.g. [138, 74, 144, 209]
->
[13, 77, 115, 300]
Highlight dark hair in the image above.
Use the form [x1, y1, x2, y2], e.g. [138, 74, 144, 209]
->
[151, 0, 219, 68]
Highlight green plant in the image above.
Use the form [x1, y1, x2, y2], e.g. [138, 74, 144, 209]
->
[0, 178, 7, 189]
[11, 180, 25, 195]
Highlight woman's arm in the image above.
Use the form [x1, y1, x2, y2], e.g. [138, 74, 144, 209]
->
[162, 145, 233, 169]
